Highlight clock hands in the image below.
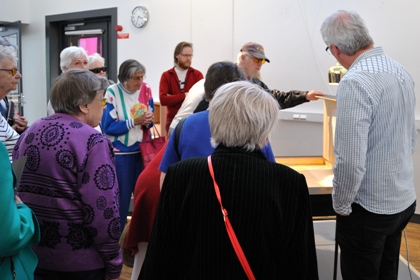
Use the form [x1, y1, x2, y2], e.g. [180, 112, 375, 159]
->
[131, 6, 149, 28]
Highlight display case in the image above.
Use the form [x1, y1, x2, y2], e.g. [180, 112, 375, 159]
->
[276, 95, 337, 216]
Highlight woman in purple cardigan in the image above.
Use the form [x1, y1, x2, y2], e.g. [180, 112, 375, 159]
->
[13, 69, 122, 280]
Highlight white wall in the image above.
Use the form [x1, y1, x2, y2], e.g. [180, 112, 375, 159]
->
[2, 0, 420, 213]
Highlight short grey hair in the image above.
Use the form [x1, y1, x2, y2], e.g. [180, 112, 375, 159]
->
[209, 81, 279, 151]
[0, 48, 17, 68]
[0, 36, 18, 61]
[50, 69, 102, 115]
[60, 46, 88, 72]
[97, 76, 111, 91]
[88, 53, 105, 69]
[117, 59, 146, 84]
[320, 10, 373, 56]
[0, 37, 18, 67]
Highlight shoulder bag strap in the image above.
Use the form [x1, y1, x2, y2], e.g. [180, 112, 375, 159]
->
[174, 117, 186, 158]
[207, 156, 256, 280]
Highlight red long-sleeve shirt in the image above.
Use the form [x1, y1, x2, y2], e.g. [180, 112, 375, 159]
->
[159, 67, 203, 132]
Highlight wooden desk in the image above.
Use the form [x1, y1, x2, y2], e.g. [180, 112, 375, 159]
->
[276, 157, 335, 216]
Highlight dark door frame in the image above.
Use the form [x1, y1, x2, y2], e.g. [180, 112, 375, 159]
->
[45, 8, 117, 101]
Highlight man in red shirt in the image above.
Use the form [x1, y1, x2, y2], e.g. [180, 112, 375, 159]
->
[159, 41, 203, 134]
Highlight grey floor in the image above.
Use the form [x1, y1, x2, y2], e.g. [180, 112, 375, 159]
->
[314, 220, 420, 280]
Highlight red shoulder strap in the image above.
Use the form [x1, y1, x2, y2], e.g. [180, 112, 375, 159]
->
[207, 156, 256, 280]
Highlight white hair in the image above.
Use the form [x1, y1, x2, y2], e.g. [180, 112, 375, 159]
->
[209, 81, 279, 151]
[88, 53, 105, 69]
[0, 37, 18, 67]
[60, 46, 88, 72]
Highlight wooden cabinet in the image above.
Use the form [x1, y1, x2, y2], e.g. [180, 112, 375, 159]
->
[276, 96, 337, 216]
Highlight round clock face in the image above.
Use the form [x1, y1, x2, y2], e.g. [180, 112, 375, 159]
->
[131, 6, 149, 28]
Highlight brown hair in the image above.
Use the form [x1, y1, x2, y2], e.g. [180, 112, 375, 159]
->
[173, 41, 193, 64]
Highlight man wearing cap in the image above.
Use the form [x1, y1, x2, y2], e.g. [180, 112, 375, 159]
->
[237, 42, 324, 109]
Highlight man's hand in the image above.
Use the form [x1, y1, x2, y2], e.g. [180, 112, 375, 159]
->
[306, 90, 326, 101]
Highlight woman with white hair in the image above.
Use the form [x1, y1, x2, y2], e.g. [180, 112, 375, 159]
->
[59, 46, 88, 72]
[88, 53, 107, 77]
[88, 53, 115, 85]
[47, 46, 89, 116]
[139, 81, 319, 279]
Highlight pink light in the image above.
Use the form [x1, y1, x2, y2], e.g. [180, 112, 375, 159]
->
[79, 37, 99, 56]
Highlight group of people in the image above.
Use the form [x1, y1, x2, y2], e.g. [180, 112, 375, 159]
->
[0, 9, 417, 280]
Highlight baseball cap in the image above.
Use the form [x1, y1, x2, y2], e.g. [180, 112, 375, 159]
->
[240, 42, 270, 63]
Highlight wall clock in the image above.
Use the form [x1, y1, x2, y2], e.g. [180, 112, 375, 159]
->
[131, 6, 149, 28]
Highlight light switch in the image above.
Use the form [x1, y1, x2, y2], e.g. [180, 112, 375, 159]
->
[300, 114, 307, 120]
[293, 114, 300, 119]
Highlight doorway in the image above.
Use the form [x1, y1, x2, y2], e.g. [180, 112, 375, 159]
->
[45, 8, 117, 102]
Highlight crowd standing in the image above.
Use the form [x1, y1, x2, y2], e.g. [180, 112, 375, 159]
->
[1, 8, 416, 279]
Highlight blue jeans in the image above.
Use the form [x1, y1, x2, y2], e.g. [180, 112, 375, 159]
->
[337, 201, 416, 280]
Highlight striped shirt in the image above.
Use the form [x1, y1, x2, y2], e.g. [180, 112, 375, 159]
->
[0, 114, 19, 161]
[333, 47, 417, 215]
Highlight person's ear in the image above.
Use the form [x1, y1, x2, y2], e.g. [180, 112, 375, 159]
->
[79, 103, 89, 114]
[331, 44, 341, 56]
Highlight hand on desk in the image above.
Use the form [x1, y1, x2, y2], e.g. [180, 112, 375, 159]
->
[307, 90, 326, 101]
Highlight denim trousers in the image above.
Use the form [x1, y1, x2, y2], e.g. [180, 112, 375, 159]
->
[336, 201, 416, 280]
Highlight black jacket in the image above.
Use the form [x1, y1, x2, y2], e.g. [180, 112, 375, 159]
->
[252, 77, 309, 109]
[139, 145, 319, 280]
[193, 78, 310, 113]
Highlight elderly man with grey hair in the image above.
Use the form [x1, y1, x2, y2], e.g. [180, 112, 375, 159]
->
[139, 81, 318, 279]
[321, 10, 417, 280]
[0, 39, 22, 160]
[0, 37, 28, 132]
[236, 41, 324, 109]
[47, 46, 89, 116]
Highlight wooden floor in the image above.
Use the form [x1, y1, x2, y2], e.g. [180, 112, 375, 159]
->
[119, 222, 420, 279]
[400, 222, 420, 273]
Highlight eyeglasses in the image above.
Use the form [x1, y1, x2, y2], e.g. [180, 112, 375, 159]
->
[0, 68, 19, 76]
[250, 57, 266, 65]
[179, 54, 194, 58]
[99, 98, 107, 106]
[325, 46, 331, 55]
[90, 67, 107, 74]
[131, 75, 146, 81]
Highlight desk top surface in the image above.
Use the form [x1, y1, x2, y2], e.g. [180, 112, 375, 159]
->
[287, 164, 333, 195]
